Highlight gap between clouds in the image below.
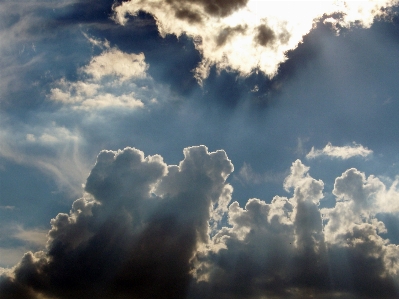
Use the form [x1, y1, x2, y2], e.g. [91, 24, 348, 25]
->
[113, 0, 399, 81]
[1, 145, 399, 298]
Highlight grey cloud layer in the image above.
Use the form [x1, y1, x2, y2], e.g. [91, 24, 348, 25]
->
[1, 146, 398, 299]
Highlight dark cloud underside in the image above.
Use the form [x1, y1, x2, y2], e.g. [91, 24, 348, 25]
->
[1, 148, 398, 299]
[167, 0, 249, 18]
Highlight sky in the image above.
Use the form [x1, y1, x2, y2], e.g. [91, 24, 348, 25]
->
[1, 0, 399, 298]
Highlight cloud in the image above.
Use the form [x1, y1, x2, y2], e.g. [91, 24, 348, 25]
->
[0, 248, 30, 270]
[0, 121, 88, 196]
[306, 142, 373, 159]
[195, 160, 399, 298]
[81, 47, 148, 81]
[235, 162, 283, 185]
[0, 206, 15, 211]
[0, 225, 48, 268]
[12, 227, 48, 248]
[0, 0, 86, 109]
[112, 0, 399, 81]
[1, 146, 399, 298]
[47, 36, 182, 111]
[49, 79, 145, 110]
[0, 145, 234, 299]
[48, 39, 151, 110]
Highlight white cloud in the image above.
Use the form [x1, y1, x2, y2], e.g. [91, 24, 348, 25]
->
[306, 142, 373, 159]
[321, 167, 399, 278]
[81, 48, 148, 81]
[113, 0, 399, 81]
[50, 81, 144, 110]
[283, 159, 310, 191]
[47, 42, 174, 111]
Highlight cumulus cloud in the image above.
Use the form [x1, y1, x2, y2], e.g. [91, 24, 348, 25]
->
[1, 146, 399, 298]
[82, 47, 148, 81]
[49, 79, 145, 110]
[0, 145, 234, 299]
[49, 41, 150, 110]
[112, 0, 399, 81]
[323, 168, 399, 243]
[196, 160, 399, 298]
[48, 36, 180, 111]
[306, 142, 373, 159]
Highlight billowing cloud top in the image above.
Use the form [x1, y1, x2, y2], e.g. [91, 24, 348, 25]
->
[113, 0, 399, 80]
[1, 145, 399, 299]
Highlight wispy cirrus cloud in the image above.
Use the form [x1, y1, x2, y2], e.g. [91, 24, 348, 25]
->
[0, 121, 88, 196]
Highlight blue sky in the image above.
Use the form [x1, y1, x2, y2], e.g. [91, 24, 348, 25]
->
[1, 0, 399, 298]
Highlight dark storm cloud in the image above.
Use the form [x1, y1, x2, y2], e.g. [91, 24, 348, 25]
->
[1, 149, 399, 299]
